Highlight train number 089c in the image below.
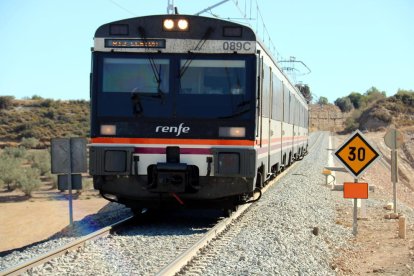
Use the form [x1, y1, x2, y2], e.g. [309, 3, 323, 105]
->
[223, 41, 251, 51]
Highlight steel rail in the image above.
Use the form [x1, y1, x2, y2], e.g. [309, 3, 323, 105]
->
[155, 133, 324, 276]
[0, 216, 134, 276]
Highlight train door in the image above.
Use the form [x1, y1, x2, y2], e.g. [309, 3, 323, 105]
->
[256, 55, 263, 147]
[261, 61, 271, 176]
[271, 76, 283, 173]
[282, 86, 294, 166]
[292, 96, 297, 159]
[288, 91, 295, 163]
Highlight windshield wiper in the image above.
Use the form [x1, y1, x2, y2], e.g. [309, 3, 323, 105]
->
[138, 26, 165, 99]
[131, 92, 143, 117]
[179, 27, 214, 78]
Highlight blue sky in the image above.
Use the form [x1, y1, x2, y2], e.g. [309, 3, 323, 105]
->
[0, 0, 412, 103]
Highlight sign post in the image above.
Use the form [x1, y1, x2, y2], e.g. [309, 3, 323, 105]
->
[51, 138, 87, 227]
[384, 128, 404, 214]
[334, 130, 381, 235]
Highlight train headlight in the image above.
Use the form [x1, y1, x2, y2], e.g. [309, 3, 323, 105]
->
[163, 18, 189, 31]
[219, 127, 246, 138]
[100, 125, 116, 136]
[177, 19, 188, 30]
[163, 19, 174, 30]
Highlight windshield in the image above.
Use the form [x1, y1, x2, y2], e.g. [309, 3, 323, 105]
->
[95, 54, 253, 119]
[180, 60, 246, 95]
[102, 58, 169, 93]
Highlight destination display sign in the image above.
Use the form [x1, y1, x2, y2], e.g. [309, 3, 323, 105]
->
[95, 38, 256, 54]
[105, 39, 166, 48]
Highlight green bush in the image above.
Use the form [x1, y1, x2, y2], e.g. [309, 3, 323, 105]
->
[31, 95, 43, 100]
[29, 150, 51, 176]
[0, 96, 14, 109]
[3, 146, 27, 158]
[20, 137, 40, 149]
[334, 97, 353, 112]
[17, 168, 41, 196]
[0, 156, 21, 191]
[40, 99, 54, 108]
[82, 177, 94, 191]
[317, 96, 329, 105]
[394, 90, 414, 106]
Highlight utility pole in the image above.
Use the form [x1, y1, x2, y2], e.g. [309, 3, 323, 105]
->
[279, 56, 311, 84]
[167, 0, 174, 14]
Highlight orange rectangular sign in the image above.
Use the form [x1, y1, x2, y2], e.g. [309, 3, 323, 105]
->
[343, 182, 369, 199]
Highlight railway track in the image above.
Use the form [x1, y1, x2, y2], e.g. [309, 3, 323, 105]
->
[0, 132, 332, 276]
[0, 216, 134, 276]
[157, 132, 325, 275]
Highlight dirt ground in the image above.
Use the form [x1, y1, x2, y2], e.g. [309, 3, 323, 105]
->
[0, 186, 109, 252]
[0, 129, 413, 275]
[331, 129, 414, 275]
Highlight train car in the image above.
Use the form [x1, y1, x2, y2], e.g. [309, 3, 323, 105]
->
[89, 14, 308, 212]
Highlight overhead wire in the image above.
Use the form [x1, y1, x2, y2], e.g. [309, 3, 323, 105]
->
[230, 0, 281, 61]
[109, 0, 136, 16]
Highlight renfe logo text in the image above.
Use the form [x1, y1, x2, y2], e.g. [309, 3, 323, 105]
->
[155, 123, 190, 136]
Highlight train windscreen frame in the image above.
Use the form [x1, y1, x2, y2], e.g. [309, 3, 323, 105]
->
[94, 52, 256, 120]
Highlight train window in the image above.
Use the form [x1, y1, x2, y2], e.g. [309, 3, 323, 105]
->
[102, 58, 169, 93]
[223, 26, 242, 37]
[272, 76, 283, 121]
[283, 85, 289, 123]
[289, 93, 295, 124]
[262, 64, 270, 118]
[179, 60, 246, 95]
[109, 24, 129, 35]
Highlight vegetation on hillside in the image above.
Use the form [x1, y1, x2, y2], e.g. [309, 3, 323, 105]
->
[334, 88, 414, 132]
[0, 96, 89, 145]
[0, 147, 53, 196]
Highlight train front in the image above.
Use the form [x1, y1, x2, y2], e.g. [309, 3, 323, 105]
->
[89, 15, 258, 210]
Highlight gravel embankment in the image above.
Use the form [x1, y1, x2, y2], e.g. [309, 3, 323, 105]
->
[1, 132, 355, 275]
[182, 132, 354, 275]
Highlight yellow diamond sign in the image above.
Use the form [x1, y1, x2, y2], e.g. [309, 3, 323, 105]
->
[334, 130, 381, 179]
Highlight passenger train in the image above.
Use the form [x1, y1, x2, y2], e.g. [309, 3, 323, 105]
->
[89, 14, 309, 212]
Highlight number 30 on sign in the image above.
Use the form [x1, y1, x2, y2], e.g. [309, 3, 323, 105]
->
[334, 130, 381, 179]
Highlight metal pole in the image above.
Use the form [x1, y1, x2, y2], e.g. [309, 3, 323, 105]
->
[392, 149, 398, 214]
[352, 178, 358, 236]
[68, 142, 73, 227]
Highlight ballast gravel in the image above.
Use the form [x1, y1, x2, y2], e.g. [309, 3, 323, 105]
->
[183, 132, 353, 275]
[0, 132, 358, 275]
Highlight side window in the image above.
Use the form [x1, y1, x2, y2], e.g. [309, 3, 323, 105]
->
[283, 85, 289, 123]
[289, 92, 295, 124]
[295, 99, 300, 125]
[262, 64, 270, 118]
[300, 106, 304, 127]
[272, 75, 283, 121]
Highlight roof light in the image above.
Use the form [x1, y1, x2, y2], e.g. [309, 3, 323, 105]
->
[177, 19, 188, 30]
[163, 19, 174, 30]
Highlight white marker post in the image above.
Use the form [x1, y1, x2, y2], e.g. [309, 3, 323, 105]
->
[384, 128, 404, 214]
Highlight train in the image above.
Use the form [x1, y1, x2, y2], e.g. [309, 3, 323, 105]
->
[89, 14, 309, 213]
